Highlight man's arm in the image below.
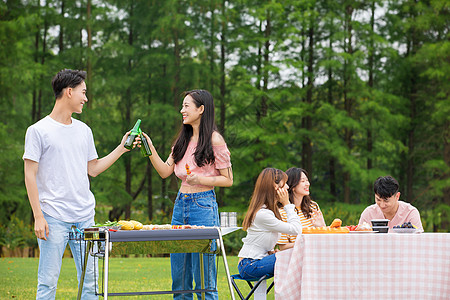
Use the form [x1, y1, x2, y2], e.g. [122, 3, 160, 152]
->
[88, 131, 131, 177]
[358, 207, 370, 225]
[24, 159, 49, 240]
[408, 208, 424, 232]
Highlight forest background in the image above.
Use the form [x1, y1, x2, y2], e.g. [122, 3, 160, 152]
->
[1, 0, 449, 256]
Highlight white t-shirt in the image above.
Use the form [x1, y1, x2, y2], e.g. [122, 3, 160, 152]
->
[23, 116, 98, 222]
[238, 204, 302, 260]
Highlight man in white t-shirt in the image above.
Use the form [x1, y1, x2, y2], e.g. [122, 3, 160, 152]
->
[23, 69, 133, 299]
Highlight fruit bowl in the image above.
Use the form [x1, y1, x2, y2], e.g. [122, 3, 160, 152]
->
[391, 227, 417, 233]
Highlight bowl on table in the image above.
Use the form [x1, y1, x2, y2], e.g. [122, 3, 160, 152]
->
[391, 227, 417, 233]
[371, 219, 389, 227]
[372, 226, 389, 233]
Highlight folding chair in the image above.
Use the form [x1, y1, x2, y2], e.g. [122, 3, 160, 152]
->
[230, 274, 274, 300]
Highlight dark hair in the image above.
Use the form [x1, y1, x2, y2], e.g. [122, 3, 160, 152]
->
[286, 167, 317, 219]
[242, 168, 288, 230]
[172, 90, 218, 167]
[51, 69, 86, 100]
[373, 176, 399, 199]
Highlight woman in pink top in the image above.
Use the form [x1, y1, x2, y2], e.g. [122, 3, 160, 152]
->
[359, 176, 424, 232]
[141, 90, 233, 300]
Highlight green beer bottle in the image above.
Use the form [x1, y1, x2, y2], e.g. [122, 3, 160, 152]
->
[124, 119, 141, 150]
[138, 128, 152, 157]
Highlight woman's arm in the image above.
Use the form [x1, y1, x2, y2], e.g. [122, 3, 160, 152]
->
[186, 131, 233, 187]
[278, 243, 295, 251]
[186, 166, 233, 187]
[141, 132, 175, 178]
[255, 205, 302, 235]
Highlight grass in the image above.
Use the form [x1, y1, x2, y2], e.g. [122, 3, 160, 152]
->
[0, 256, 275, 299]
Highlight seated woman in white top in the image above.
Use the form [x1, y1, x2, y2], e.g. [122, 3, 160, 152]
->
[237, 168, 302, 280]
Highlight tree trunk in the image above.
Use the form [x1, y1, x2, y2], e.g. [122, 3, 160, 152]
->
[406, 5, 419, 204]
[209, 1, 215, 92]
[301, 23, 306, 166]
[304, 11, 314, 174]
[343, 4, 354, 204]
[161, 63, 168, 211]
[170, 13, 181, 203]
[124, 3, 135, 219]
[366, 0, 375, 198]
[256, 20, 263, 123]
[367, 0, 374, 172]
[59, 0, 64, 53]
[86, 0, 92, 107]
[327, 18, 336, 199]
[147, 70, 153, 220]
[261, 12, 270, 119]
[124, 89, 132, 219]
[443, 121, 450, 228]
[147, 161, 153, 221]
[218, 0, 227, 207]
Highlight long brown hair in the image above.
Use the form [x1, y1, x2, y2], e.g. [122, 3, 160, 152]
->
[242, 168, 288, 230]
[286, 167, 318, 219]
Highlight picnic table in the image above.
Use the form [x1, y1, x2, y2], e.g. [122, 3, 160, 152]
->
[275, 233, 450, 300]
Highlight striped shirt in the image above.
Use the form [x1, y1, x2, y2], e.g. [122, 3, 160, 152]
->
[277, 202, 321, 244]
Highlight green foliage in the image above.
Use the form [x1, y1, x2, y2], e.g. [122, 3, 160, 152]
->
[1, 0, 449, 253]
[421, 204, 450, 233]
[0, 215, 36, 250]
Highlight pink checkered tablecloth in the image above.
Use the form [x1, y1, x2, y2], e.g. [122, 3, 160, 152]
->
[275, 233, 450, 300]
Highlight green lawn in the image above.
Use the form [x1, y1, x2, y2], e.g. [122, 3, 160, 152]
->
[0, 256, 275, 299]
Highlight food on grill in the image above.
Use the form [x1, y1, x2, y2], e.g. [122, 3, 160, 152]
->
[330, 218, 342, 228]
[92, 221, 121, 228]
[141, 224, 206, 230]
[130, 220, 143, 230]
[113, 222, 208, 231]
[118, 220, 134, 230]
[185, 163, 191, 175]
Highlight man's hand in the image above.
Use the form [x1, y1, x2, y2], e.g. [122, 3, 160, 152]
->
[34, 215, 49, 240]
[120, 131, 132, 153]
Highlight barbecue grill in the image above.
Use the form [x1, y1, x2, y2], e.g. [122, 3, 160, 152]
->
[72, 227, 237, 300]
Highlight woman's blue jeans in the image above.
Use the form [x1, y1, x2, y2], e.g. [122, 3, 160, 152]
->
[36, 212, 98, 300]
[171, 190, 219, 300]
[238, 254, 276, 280]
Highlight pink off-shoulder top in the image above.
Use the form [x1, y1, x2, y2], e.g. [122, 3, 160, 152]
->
[172, 141, 232, 189]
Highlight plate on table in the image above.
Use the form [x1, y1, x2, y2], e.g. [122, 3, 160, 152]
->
[348, 230, 376, 234]
[392, 228, 417, 233]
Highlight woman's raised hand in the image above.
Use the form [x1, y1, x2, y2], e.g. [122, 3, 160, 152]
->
[311, 209, 326, 227]
[139, 132, 153, 147]
[277, 186, 290, 206]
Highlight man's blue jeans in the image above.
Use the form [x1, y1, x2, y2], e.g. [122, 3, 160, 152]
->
[171, 190, 219, 300]
[36, 212, 98, 300]
[238, 255, 276, 280]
